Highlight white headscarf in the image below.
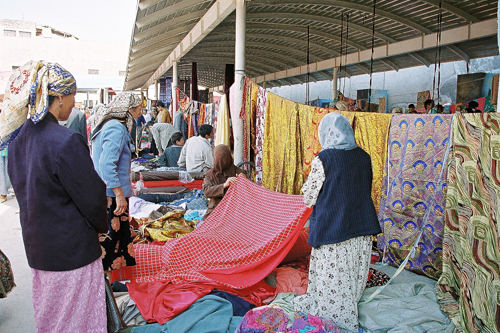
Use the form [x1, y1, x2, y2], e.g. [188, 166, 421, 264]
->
[318, 113, 357, 150]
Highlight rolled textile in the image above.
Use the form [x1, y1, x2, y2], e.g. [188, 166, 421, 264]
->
[130, 170, 204, 181]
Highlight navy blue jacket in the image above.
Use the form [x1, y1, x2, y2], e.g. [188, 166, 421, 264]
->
[8, 113, 108, 271]
[308, 147, 381, 248]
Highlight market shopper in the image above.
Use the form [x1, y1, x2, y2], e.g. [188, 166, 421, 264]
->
[177, 124, 214, 173]
[90, 92, 143, 278]
[0, 61, 108, 332]
[202, 144, 244, 220]
[156, 100, 171, 124]
[158, 131, 184, 167]
[151, 122, 177, 155]
[292, 113, 381, 332]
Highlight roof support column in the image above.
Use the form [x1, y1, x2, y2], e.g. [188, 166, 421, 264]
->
[233, 0, 246, 164]
[172, 61, 179, 122]
[155, 80, 159, 100]
[332, 67, 338, 102]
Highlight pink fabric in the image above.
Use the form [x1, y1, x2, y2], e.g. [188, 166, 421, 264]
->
[255, 85, 267, 185]
[31, 258, 106, 333]
[274, 267, 309, 295]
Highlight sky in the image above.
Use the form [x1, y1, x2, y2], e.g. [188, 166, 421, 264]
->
[1, 0, 137, 44]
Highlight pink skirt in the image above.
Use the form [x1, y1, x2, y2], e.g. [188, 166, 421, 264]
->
[31, 257, 106, 333]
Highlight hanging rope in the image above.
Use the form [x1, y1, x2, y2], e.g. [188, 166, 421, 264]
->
[306, 25, 310, 105]
[368, 0, 376, 111]
[432, 0, 443, 103]
[343, 13, 349, 95]
[339, 13, 344, 96]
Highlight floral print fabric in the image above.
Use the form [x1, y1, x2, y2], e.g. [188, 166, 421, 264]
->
[0, 249, 15, 298]
[100, 197, 136, 271]
[292, 236, 372, 332]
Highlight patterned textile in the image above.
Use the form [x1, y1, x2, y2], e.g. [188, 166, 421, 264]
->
[302, 109, 353, 176]
[262, 93, 313, 194]
[215, 94, 230, 147]
[255, 85, 267, 185]
[90, 92, 142, 140]
[241, 77, 259, 173]
[0, 60, 76, 148]
[113, 176, 311, 286]
[235, 307, 341, 333]
[365, 268, 391, 288]
[138, 210, 196, 242]
[0, 249, 15, 298]
[353, 112, 392, 212]
[378, 114, 453, 280]
[292, 236, 372, 332]
[100, 197, 136, 271]
[31, 257, 106, 333]
[437, 113, 500, 333]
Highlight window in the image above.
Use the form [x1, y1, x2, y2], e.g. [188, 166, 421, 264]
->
[19, 31, 31, 38]
[88, 69, 99, 75]
[11, 66, 20, 70]
[3, 30, 16, 37]
[119, 70, 126, 76]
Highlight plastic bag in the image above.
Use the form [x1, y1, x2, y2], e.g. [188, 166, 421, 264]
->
[135, 179, 146, 192]
[179, 171, 194, 183]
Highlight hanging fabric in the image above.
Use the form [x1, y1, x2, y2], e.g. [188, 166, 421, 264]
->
[215, 94, 230, 147]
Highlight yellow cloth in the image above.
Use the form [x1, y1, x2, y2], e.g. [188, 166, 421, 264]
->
[262, 93, 313, 194]
[215, 94, 230, 147]
[138, 210, 196, 243]
[302, 109, 354, 176]
[352, 112, 392, 212]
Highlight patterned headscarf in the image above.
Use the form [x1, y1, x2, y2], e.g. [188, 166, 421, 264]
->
[318, 113, 357, 151]
[0, 60, 77, 148]
[90, 92, 142, 141]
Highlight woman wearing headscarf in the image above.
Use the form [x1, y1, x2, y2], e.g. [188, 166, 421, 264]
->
[202, 144, 245, 220]
[291, 113, 381, 332]
[0, 60, 108, 332]
[90, 92, 143, 277]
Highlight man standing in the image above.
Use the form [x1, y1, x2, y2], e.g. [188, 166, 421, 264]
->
[156, 101, 171, 124]
[177, 124, 214, 173]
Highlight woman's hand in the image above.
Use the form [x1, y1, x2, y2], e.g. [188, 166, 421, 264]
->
[112, 187, 128, 215]
[223, 177, 238, 189]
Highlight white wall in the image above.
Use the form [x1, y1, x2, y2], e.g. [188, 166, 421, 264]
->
[268, 55, 500, 110]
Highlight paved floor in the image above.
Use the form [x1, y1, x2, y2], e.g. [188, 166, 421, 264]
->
[0, 194, 36, 332]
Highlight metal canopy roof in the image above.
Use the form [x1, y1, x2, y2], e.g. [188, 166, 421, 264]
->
[124, 0, 499, 91]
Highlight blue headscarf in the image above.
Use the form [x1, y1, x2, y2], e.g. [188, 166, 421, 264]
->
[318, 113, 357, 150]
[0, 61, 77, 148]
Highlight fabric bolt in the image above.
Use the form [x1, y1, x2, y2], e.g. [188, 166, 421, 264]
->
[0, 249, 15, 298]
[0, 61, 77, 148]
[254, 85, 268, 185]
[151, 123, 176, 153]
[0, 150, 10, 195]
[31, 257, 106, 333]
[436, 113, 500, 333]
[353, 112, 392, 212]
[262, 93, 313, 194]
[378, 114, 452, 280]
[292, 236, 372, 332]
[101, 197, 136, 271]
[215, 94, 230, 147]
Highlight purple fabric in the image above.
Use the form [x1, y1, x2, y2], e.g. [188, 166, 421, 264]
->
[31, 258, 106, 333]
[377, 114, 452, 280]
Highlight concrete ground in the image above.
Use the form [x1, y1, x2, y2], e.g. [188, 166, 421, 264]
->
[0, 193, 36, 332]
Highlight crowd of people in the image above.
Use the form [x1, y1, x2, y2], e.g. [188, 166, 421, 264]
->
[0, 60, 493, 332]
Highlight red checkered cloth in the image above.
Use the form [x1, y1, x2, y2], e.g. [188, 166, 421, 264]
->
[114, 176, 312, 288]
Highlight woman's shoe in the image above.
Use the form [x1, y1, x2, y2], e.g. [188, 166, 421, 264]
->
[0, 195, 7, 203]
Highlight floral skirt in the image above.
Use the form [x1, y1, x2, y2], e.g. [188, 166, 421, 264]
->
[100, 197, 136, 271]
[0, 249, 15, 298]
[292, 236, 372, 332]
